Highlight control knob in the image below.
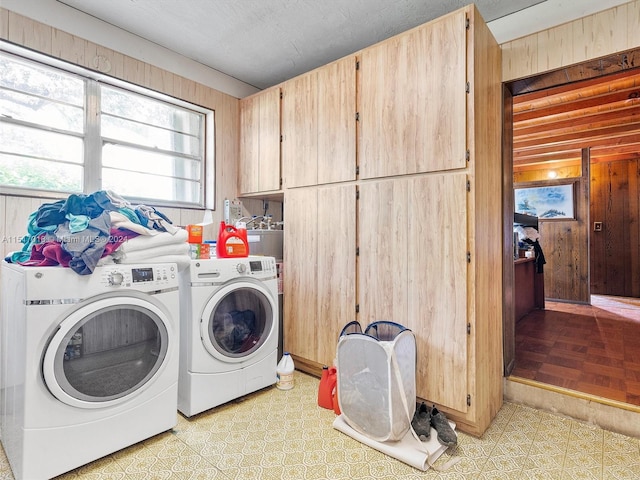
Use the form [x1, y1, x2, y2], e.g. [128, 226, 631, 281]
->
[108, 271, 124, 286]
[236, 263, 247, 274]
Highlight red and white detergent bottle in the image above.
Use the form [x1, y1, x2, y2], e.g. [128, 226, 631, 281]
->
[216, 221, 249, 258]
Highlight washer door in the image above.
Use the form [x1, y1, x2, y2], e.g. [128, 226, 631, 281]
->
[200, 280, 275, 363]
[42, 295, 170, 409]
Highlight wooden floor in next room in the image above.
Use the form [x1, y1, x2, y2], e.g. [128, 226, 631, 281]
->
[513, 295, 640, 407]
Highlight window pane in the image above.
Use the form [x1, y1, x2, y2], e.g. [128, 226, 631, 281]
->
[101, 85, 201, 133]
[103, 144, 201, 181]
[0, 123, 83, 163]
[0, 153, 83, 192]
[102, 168, 200, 204]
[102, 114, 201, 155]
[0, 89, 84, 133]
[0, 56, 84, 105]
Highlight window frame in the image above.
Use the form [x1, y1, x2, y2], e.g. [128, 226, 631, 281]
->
[0, 41, 215, 210]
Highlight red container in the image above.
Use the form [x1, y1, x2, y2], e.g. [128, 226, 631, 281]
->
[318, 365, 337, 410]
[216, 221, 249, 258]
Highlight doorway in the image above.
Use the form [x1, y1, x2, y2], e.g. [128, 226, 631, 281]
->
[504, 48, 640, 406]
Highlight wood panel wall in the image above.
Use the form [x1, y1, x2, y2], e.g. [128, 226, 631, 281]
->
[590, 158, 640, 296]
[501, 0, 640, 82]
[0, 8, 240, 259]
[539, 175, 590, 303]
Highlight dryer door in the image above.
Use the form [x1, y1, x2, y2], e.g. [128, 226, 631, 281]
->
[42, 295, 171, 409]
[200, 280, 275, 362]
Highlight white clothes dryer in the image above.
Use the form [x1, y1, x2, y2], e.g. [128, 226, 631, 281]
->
[0, 261, 180, 480]
[178, 256, 278, 416]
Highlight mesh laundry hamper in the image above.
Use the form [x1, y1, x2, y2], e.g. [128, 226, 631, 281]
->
[335, 321, 416, 442]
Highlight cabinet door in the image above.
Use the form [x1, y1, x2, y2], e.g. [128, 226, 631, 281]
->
[359, 9, 467, 179]
[239, 87, 281, 194]
[282, 71, 318, 188]
[407, 173, 468, 413]
[283, 188, 318, 358]
[239, 94, 260, 194]
[316, 184, 356, 364]
[257, 88, 281, 192]
[358, 174, 468, 413]
[283, 185, 356, 365]
[317, 57, 357, 185]
[358, 179, 409, 323]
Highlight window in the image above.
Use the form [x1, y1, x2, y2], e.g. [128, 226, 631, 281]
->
[0, 44, 214, 208]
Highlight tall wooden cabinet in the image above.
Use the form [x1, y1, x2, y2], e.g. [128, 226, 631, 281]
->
[280, 5, 501, 436]
[356, 6, 503, 436]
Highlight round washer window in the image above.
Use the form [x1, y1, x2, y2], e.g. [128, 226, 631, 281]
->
[53, 304, 168, 402]
[206, 286, 273, 358]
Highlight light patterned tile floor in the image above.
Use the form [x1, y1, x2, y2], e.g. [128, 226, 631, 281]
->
[0, 372, 638, 479]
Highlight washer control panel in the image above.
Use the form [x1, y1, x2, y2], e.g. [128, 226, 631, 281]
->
[100, 264, 177, 288]
[247, 257, 276, 276]
[191, 256, 277, 282]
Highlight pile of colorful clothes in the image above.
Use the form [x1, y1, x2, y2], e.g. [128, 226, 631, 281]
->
[5, 190, 190, 274]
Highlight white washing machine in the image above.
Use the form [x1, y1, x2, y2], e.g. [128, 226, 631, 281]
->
[178, 256, 278, 416]
[0, 261, 180, 480]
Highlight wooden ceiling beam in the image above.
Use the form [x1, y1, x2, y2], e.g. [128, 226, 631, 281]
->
[513, 71, 640, 112]
[513, 89, 640, 122]
[513, 158, 582, 171]
[514, 148, 583, 164]
[513, 105, 640, 135]
[514, 127, 640, 151]
[514, 141, 640, 166]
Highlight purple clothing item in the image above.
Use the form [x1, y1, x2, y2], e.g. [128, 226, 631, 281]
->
[19, 229, 136, 269]
[19, 240, 72, 267]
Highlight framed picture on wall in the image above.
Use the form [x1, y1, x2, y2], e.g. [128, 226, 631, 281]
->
[514, 183, 575, 220]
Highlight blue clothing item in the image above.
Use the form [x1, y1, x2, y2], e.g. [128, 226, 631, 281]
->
[65, 213, 90, 233]
[118, 207, 143, 224]
[35, 200, 67, 228]
[134, 205, 174, 232]
[92, 190, 126, 212]
[56, 211, 112, 275]
[62, 193, 105, 218]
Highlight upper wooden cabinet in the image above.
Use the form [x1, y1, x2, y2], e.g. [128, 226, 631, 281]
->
[358, 9, 468, 178]
[239, 86, 281, 195]
[281, 71, 317, 188]
[282, 56, 356, 188]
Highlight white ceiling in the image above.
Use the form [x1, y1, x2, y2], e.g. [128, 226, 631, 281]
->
[53, 0, 618, 90]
